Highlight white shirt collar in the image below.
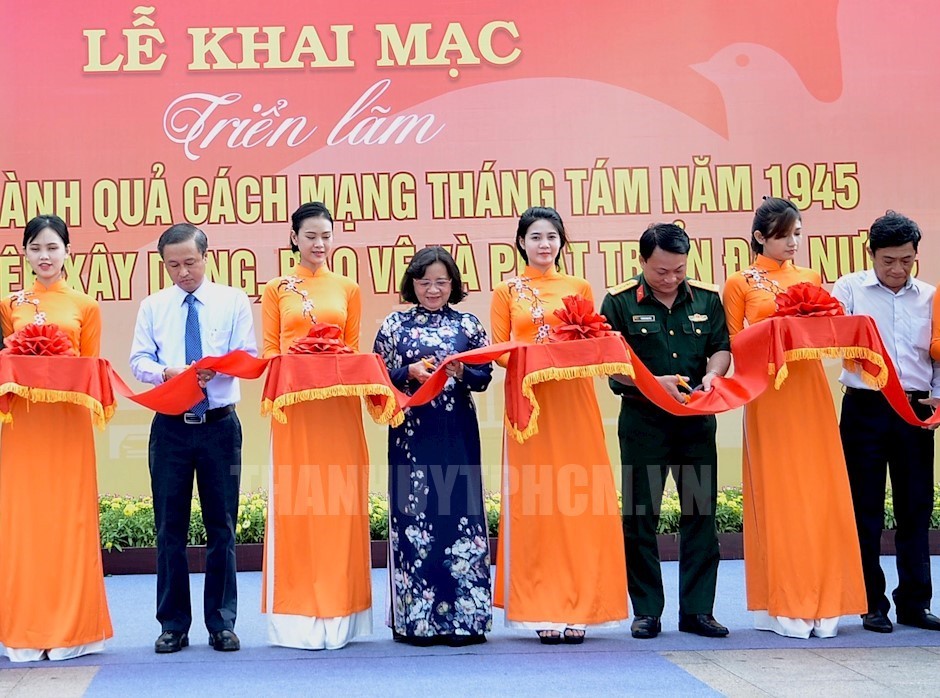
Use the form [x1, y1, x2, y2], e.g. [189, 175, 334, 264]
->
[860, 269, 917, 294]
[172, 280, 212, 305]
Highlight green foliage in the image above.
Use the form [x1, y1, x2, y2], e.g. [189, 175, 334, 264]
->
[99, 492, 267, 551]
[484, 492, 501, 537]
[714, 487, 744, 533]
[98, 485, 938, 549]
[369, 493, 389, 541]
[932, 485, 940, 530]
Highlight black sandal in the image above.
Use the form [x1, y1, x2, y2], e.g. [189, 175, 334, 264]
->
[537, 630, 562, 645]
[563, 628, 585, 644]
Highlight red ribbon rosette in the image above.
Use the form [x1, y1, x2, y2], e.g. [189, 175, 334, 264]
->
[288, 322, 354, 354]
[549, 294, 616, 342]
[772, 282, 844, 318]
[2, 323, 75, 356]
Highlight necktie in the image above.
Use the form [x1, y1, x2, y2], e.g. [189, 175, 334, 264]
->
[184, 293, 210, 417]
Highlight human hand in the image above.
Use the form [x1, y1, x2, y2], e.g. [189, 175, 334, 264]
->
[163, 366, 187, 381]
[656, 374, 691, 403]
[195, 367, 217, 388]
[444, 361, 465, 380]
[408, 361, 435, 384]
[918, 397, 940, 429]
[702, 370, 720, 393]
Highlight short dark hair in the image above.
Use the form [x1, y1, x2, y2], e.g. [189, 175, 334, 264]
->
[400, 246, 467, 305]
[23, 214, 69, 248]
[639, 223, 691, 260]
[158, 223, 208, 257]
[869, 210, 921, 253]
[515, 206, 568, 268]
[290, 202, 334, 253]
[751, 197, 801, 254]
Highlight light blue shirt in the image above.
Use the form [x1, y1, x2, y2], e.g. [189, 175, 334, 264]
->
[832, 269, 940, 397]
[129, 280, 258, 408]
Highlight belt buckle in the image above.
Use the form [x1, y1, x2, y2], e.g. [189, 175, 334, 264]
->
[183, 412, 206, 425]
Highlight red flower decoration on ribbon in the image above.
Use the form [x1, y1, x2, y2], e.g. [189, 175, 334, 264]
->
[772, 282, 845, 318]
[288, 322, 353, 354]
[2, 323, 75, 356]
[549, 295, 615, 342]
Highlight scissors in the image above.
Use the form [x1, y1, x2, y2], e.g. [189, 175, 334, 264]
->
[675, 374, 698, 403]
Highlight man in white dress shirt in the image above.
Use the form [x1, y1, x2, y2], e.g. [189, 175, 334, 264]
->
[130, 224, 257, 653]
[833, 211, 940, 634]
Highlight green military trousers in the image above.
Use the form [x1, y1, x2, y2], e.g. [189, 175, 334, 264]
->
[618, 396, 720, 617]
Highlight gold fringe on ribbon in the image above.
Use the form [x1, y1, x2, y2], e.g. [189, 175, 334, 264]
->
[365, 394, 404, 428]
[773, 347, 888, 391]
[0, 382, 113, 429]
[261, 383, 403, 426]
[0, 382, 29, 400]
[506, 362, 635, 444]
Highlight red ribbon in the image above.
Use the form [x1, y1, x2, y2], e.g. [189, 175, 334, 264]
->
[404, 342, 520, 408]
[4, 316, 935, 431]
[625, 315, 940, 428]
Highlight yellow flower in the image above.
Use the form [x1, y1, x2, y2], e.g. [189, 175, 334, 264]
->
[123, 504, 137, 517]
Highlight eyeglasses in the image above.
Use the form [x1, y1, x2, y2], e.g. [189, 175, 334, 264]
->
[415, 279, 453, 291]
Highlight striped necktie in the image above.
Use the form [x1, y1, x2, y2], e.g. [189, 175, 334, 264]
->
[184, 293, 210, 418]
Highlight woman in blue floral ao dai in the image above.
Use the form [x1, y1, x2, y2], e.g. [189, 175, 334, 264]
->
[373, 246, 493, 647]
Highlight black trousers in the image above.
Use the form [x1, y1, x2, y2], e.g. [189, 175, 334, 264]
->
[149, 411, 242, 633]
[619, 398, 720, 617]
[839, 390, 935, 615]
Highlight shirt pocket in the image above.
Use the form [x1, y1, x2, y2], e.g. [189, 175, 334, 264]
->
[205, 322, 233, 354]
[682, 318, 708, 344]
[911, 315, 931, 352]
[625, 322, 662, 340]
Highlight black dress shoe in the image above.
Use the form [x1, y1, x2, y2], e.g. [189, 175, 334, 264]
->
[446, 634, 486, 647]
[678, 614, 729, 638]
[391, 631, 443, 647]
[630, 615, 661, 639]
[154, 630, 189, 654]
[861, 610, 893, 633]
[896, 609, 940, 631]
[208, 629, 241, 651]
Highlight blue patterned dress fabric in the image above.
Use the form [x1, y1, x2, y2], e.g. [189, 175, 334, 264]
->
[184, 293, 210, 417]
[373, 305, 494, 638]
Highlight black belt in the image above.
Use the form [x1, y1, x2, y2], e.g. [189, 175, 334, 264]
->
[844, 386, 929, 402]
[617, 387, 649, 402]
[166, 404, 235, 425]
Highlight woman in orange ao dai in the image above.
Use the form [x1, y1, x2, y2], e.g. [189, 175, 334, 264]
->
[490, 206, 627, 644]
[0, 215, 112, 661]
[723, 197, 866, 638]
[260, 202, 371, 649]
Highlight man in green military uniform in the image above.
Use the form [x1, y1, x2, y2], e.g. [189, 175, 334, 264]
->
[600, 223, 731, 640]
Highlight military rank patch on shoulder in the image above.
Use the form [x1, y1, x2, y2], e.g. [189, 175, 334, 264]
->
[687, 279, 719, 293]
[607, 279, 638, 296]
